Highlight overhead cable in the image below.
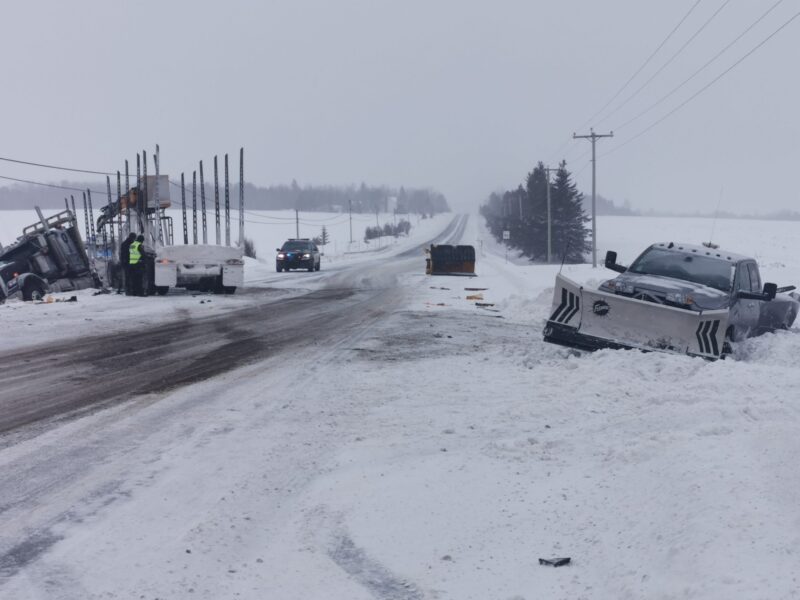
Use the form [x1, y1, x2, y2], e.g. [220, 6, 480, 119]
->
[0, 155, 115, 176]
[549, 0, 702, 164]
[0, 173, 106, 195]
[614, 0, 786, 131]
[597, 0, 731, 127]
[576, 0, 703, 131]
[602, 8, 800, 159]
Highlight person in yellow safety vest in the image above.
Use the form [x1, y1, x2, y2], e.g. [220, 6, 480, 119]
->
[129, 235, 144, 296]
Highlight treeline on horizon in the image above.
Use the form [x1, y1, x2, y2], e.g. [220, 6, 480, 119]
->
[0, 180, 450, 215]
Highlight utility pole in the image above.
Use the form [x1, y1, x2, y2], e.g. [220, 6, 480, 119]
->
[543, 165, 559, 264]
[295, 208, 299, 238]
[573, 128, 613, 268]
[348, 198, 353, 243]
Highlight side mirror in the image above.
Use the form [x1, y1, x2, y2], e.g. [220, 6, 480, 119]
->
[275, 248, 281, 252]
[763, 282, 777, 301]
[605, 250, 626, 273]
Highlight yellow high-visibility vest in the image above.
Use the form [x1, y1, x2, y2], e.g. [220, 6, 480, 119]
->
[129, 241, 142, 265]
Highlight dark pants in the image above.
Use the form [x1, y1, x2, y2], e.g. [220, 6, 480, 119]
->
[123, 265, 133, 295]
[130, 264, 144, 297]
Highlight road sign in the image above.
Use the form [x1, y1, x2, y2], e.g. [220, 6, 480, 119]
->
[502, 230, 510, 240]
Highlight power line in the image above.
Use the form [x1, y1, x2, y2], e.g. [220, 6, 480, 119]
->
[575, 0, 703, 132]
[602, 7, 800, 159]
[0, 173, 106, 195]
[0, 155, 116, 176]
[548, 1, 702, 164]
[614, 0, 786, 131]
[597, 0, 731, 128]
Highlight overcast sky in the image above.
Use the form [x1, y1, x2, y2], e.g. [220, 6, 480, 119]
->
[2, 0, 798, 214]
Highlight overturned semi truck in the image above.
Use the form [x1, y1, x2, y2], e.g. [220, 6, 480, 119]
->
[0, 207, 96, 303]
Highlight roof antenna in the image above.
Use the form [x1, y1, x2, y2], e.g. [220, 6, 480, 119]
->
[705, 185, 724, 249]
[559, 240, 571, 274]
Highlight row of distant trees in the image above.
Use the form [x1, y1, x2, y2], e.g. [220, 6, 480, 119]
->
[364, 219, 412, 241]
[481, 161, 589, 263]
[0, 180, 450, 216]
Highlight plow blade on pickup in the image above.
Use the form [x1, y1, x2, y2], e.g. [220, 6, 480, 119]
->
[543, 274, 729, 359]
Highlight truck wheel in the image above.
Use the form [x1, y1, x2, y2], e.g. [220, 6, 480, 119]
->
[212, 276, 231, 294]
[155, 286, 169, 296]
[276, 266, 283, 273]
[721, 326, 735, 357]
[315, 261, 320, 271]
[22, 280, 47, 302]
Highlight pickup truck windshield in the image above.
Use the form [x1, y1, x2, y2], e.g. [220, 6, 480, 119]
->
[628, 248, 733, 292]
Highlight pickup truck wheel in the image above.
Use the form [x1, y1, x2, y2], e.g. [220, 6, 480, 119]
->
[721, 326, 735, 357]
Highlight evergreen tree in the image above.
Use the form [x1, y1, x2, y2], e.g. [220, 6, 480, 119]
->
[320, 225, 330, 246]
[549, 161, 590, 263]
[480, 160, 590, 263]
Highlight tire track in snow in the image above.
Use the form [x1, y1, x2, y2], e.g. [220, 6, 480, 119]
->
[330, 534, 425, 600]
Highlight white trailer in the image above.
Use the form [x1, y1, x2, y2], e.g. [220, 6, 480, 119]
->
[94, 146, 247, 296]
[154, 243, 243, 294]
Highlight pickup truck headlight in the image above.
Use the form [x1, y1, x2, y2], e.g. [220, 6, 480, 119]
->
[616, 281, 634, 294]
[666, 292, 694, 306]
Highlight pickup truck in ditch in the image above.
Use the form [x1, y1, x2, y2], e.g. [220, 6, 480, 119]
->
[543, 242, 799, 359]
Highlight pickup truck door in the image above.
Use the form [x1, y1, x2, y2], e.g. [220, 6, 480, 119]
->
[729, 262, 760, 339]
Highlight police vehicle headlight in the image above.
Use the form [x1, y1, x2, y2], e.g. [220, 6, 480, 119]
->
[277, 253, 285, 259]
[303, 253, 311, 259]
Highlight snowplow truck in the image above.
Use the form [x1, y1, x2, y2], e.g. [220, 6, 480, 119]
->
[543, 242, 799, 360]
[0, 207, 95, 303]
[426, 244, 475, 275]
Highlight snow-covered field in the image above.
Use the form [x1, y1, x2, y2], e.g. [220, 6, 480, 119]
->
[2, 211, 800, 599]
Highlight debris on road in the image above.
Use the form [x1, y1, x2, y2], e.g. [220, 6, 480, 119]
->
[34, 295, 78, 305]
[538, 557, 571, 567]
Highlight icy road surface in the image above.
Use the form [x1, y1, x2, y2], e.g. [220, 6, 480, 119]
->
[1, 214, 800, 599]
